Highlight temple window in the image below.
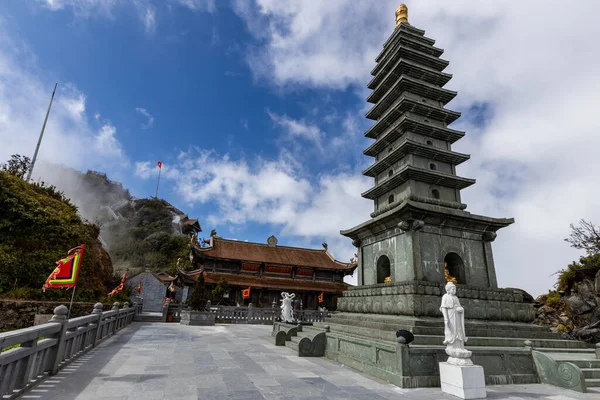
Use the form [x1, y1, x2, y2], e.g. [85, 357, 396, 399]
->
[432, 189, 440, 199]
[376, 255, 391, 284]
[388, 169, 393, 178]
[429, 163, 437, 171]
[426, 140, 433, 146]
[388, 194, 394, 204]
[388, 147, 393, 153]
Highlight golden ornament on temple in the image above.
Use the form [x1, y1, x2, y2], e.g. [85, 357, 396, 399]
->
[395, 4, 408, 27]
[444, 262, 457, 284]
[384, 276, 392, 283]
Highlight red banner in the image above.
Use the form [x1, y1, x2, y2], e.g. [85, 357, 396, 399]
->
[296, 268, 313, 276]
[264, 265, 292, 275]
[108, 271, 127, 297]
[43, 245, 85, 291]
[242, 286, 251, 299]
[318, 292, 324, 303]
[241, 263, 260, 272]
[157, 160, 162, 168]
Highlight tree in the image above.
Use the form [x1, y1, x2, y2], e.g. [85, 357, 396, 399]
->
[1, 154, 32, 179]
[211, 277, 230, 305]
[187, 273, 207, 311]
[565, 219, 600, 256]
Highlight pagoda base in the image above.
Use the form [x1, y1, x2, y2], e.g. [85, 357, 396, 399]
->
[337, 281, 535, 323]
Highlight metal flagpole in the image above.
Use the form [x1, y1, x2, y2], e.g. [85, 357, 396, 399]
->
[67, 286, 76, 319]
[27, 83, 58, 182]
[155, 161, 162, 198]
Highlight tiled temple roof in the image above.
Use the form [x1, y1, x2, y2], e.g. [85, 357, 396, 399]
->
[193, 237, 357, 271]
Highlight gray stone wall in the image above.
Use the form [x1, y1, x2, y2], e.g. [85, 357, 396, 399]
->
[126, 272, 166, 312]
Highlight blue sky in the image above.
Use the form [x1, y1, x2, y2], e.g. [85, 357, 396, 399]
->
[1, 0, 600, 296]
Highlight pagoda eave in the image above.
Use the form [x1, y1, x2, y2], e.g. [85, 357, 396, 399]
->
[364, 97, 461, 134]
[372, 45, 449, 77]
[364, 116, 465, 151]
[361, 166, 476, 200]
[362, 139, 470, 176]
[366, 76, 457, 115]
[376, 24, 435, 63]
[341, 200, 514, 241]
[368, 58, 452, 90]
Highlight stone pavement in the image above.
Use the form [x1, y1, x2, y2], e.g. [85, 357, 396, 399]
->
[19, 323, 600, 400]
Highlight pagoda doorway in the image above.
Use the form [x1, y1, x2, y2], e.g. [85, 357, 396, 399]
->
[376, 255, 391, 284]
[444, 252, 465, 284]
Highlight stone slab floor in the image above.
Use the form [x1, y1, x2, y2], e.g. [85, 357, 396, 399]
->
[19, 323, 600, 400]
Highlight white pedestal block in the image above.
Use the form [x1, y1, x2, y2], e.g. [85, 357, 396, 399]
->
[439, 362, 487, 399]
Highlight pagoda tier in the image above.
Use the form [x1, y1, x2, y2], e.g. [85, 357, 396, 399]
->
[362, 138, 470, 177]
[365, 95, 460, 129]
[361, 165, 475, 200]
[368, 58, 452, 92]
[366, 75, 457, 117]
[364, 115, 464, 147]
[375, 23, 436, 62]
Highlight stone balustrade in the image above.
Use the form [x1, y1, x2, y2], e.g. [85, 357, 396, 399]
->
[161, 303, 328, 325]
[0, 301, 137, 399]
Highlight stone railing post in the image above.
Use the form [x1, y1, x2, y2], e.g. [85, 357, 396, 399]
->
[111, 302, 119, 334]
[91, 303, 103, 347]
[247, 303, 253, 324]
[122, 302, 130, 327]
[596, 343, 600, 359]
[162, 298, 170, 323]
[49, 305, 69, 375]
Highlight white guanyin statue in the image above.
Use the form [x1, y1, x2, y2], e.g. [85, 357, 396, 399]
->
[440, 282, 473, 366]
[280, 292, 296, 323]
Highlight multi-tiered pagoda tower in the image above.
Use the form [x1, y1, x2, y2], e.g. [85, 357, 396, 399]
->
[342, 4, 514, 290]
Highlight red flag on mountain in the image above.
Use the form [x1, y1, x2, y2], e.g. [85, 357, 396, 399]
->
[108, 271, 127, 297]
[157, 160, 162, 168]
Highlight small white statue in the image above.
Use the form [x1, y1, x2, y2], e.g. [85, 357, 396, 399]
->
[280, 292, 296, 323]
[440, 282, 473, 366]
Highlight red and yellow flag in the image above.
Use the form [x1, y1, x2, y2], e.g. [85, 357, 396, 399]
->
[108, 271, 127, 297]
[137, 280, 142, 295]
[168, 281, 175, 292]
[242, 286, 251, 299]
[318, 292, 324, 303]
[157, 160, 162, 168]
[43, 245, 85, 291]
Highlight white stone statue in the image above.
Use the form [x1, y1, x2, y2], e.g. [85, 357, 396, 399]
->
[440, 282, 473, 366]
[280, 292, 296, 323]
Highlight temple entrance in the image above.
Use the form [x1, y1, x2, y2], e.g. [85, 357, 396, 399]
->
[444, 252, 465, 284]
[376, 255, 391, 284]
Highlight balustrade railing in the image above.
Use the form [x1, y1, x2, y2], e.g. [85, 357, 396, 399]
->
[0, 301, 137, 399]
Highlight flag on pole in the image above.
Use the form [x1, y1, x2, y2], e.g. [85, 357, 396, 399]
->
[137, 280, 142, 295]
[242, 286, 251, 299]
[157, 160, 162, 168]
[318, 292, 324, 303]
[108, 271, 127, 297]
[168, 281, 175, 292]
[43, 245, 85, 291]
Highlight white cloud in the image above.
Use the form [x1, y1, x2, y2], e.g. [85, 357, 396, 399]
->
[135, 107, 155, 129]
[0, 17, 128, 180]
[135, 2, 157, 34]
[231, 0, 600, 296]
[175, 0, 216, 12]
[267, 110, 324, 152]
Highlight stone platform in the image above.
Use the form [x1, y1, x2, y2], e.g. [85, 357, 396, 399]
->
[315, 312, 596, 389]
[337, 281, 535, 323]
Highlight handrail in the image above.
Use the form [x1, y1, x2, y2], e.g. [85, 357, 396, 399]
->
[0, 301, 138, 399]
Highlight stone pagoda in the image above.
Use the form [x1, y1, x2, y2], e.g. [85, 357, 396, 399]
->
[337, 4, 533, 323]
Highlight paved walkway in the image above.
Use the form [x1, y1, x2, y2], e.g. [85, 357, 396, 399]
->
[20, 323, 599, 400]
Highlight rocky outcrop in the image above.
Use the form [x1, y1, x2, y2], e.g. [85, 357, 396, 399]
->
[535, 271, 600, 343]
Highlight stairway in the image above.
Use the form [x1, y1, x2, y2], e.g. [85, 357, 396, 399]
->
[134, 312, 163, 323]
[536, 350, 600, 389]
[284, 324, 327, 354]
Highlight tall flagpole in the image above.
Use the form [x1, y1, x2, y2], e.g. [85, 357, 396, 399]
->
[155, 161, 162, 198]
[67, 286, 76, 319]
[27, 83, 58, 182]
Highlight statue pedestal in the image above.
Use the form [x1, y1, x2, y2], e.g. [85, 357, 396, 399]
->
[439, 362, 486, 399]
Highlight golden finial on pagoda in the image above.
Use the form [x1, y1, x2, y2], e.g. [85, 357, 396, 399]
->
[444, 262, 457, 284]
[395, 4, 408, 27]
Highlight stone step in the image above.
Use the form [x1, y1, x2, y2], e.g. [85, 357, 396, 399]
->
[544, 356, 600, 369]
[412, 335, 589, 349]
[410, 326, 562, 340]
[535, 348, 595, 353]
[285, 339, 299, 352]
[581, 369, 600, 379]
[586, 378, 600, 388]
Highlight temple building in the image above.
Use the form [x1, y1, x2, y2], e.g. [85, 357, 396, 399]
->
[341, 4, 514, 289]
[179, 232, 357, 310]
